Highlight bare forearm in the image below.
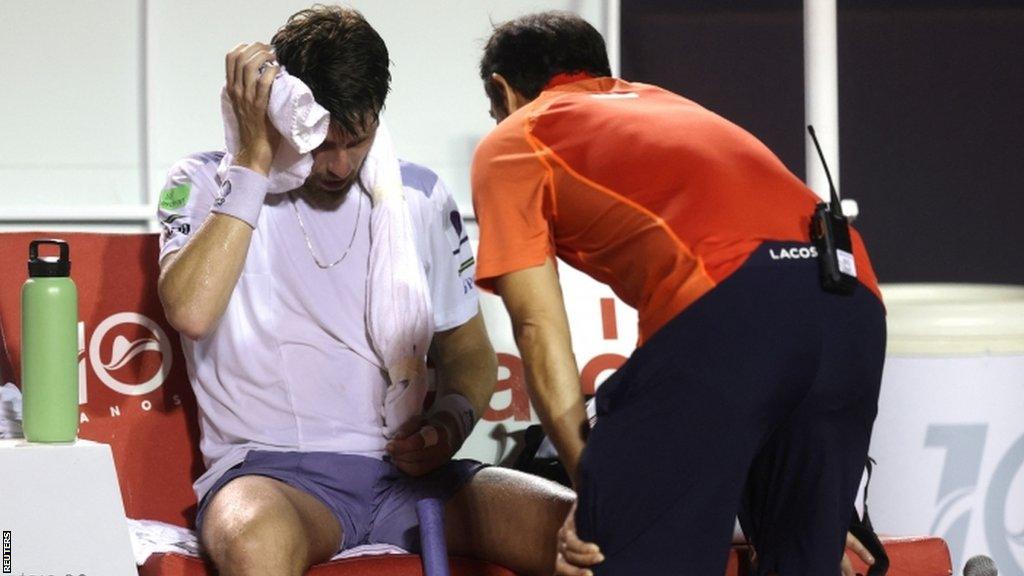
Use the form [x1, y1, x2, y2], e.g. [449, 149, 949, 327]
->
[159, 43, 280, 341]
[158, 214, 253, 339]
[494, 260, 589, 485]
[431, 313, 498, 430]
[435, 349, 496, 423]
[515, 320, 588, 486]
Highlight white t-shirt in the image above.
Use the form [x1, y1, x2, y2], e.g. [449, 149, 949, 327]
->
[158, 152, 479, 499]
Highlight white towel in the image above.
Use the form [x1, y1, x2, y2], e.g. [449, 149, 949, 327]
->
[218, 65, 330, 193]
[0, 382, 23, 439]
[361, 124, 434, 438]
[126, 519, 406, 565]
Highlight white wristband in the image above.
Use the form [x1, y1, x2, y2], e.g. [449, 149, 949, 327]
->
[211, 166, 269, 228]
[426, 393, 476, 451]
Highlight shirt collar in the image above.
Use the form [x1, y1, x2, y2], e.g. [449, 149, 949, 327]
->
[542, 72, 597, 91]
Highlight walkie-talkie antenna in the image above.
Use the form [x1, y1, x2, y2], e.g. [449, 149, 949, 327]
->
[807, 125, 844, 217]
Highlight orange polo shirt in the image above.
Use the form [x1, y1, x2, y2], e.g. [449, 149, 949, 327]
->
[472, 77, 879, 343]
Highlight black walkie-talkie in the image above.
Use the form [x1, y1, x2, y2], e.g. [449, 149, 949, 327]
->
[808, 126, 858, 295]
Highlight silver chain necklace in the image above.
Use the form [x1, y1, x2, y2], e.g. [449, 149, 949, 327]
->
[290, 187, 364, 269]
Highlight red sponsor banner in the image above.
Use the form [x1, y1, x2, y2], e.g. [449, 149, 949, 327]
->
[0, 232, 202, 525]
[462, 240, 639, 465]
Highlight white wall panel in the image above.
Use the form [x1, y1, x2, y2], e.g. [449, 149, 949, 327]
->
[0, 0, 141, 207]
[145, 0, 310, 198]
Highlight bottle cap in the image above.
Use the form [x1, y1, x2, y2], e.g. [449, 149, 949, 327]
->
[28, 239, 72, 278]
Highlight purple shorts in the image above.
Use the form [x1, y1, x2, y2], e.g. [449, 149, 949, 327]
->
[195, 451, 486, 552]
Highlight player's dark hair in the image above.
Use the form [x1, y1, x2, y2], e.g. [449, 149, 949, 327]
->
[480, 11, 611, 113]
[272, 5, 390, 136]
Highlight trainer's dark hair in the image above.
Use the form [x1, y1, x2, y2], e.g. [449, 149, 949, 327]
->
[480, 11, 611, 107]
[272, 5, 390, 136]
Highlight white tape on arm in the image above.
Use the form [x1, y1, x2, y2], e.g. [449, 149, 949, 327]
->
[417, 424, 440, 448]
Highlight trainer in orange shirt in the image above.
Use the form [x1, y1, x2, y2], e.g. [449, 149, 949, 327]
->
[472, 11, 885, 576]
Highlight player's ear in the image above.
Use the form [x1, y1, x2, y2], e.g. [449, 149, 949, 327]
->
[491, 73, 530, 116]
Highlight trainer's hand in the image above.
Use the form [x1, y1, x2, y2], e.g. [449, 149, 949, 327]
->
[842, 531, 875, 576]
[225, 42, 281, 176]
[556, 502, 604, 576]
[385, 417, 453, 477]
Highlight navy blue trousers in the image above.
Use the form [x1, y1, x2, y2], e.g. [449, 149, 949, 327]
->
[575, 242, 886, 575]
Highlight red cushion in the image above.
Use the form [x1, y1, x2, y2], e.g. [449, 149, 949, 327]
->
[848, 536, 953, 576]
[724, 537, 952, 576]
[141, 535, 951, 576]
[140, 552, 516, 576]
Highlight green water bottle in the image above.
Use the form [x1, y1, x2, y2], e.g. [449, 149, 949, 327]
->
[21, 239, 79, 443]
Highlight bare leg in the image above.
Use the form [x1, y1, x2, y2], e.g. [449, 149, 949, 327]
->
[200, 475, 343, 576]
[445, 467, 575, 576]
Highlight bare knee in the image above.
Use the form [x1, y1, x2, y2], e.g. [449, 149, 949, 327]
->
[200, 477, 315, 576]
